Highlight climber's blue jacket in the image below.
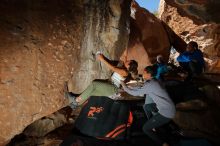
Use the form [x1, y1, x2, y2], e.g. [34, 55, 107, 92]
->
[177, 49, 205, 68]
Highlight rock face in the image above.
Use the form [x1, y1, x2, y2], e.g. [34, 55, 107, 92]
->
[159, 0, 220, 142]
[0, 0, 130, 145]
[68, 0, 130, 92]
[161, 0, 220, 24]
[174, 85, 220, 143]
[159, 0, 220, 73]
[120, 1, 186, 73]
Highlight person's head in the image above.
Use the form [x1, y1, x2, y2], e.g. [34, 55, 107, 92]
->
[186, 41, 198, 52]
[143, 65, 157, 80]
[156, 54, 164, 64]
[124, 60, 138, 74]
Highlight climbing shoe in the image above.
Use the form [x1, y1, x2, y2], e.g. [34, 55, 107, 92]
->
[64, 91, 79, 110]
[64, 81, 79, 110]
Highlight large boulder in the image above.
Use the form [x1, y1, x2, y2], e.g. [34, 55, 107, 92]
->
[119, 1, 186, 73]
[159, 0, 220, 141]
[68, 0, 131, 93]
[174, 84, 220, 144]
[159, 0, 220, 73]
[0, 0, 130, 145]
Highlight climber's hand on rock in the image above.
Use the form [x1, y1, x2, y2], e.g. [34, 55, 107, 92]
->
[96, 53, 104, 61]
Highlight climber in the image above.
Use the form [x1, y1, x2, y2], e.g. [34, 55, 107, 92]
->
[121, 65, 176, 146]
[65, 52, 139, 109]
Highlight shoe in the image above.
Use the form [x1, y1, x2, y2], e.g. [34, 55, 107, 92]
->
[64, 92, 79, 110]
[63, 82, 80, 109]
[69, 102, 79, 110]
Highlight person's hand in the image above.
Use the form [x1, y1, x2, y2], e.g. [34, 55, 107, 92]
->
[96, 53, 104, 61]
[120, 80, 126, 87]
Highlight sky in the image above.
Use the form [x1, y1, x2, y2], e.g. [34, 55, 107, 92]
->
[135, 0, 160, 13]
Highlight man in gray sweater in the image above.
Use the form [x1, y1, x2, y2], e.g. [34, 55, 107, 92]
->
[121, 65, 176, 146]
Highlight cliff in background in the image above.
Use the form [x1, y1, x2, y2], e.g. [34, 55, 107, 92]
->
[159, 0, 220, 73]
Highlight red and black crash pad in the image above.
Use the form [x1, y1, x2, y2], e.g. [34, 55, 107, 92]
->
[74, 96, 146, 140]
[61, 96, 213, 146]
